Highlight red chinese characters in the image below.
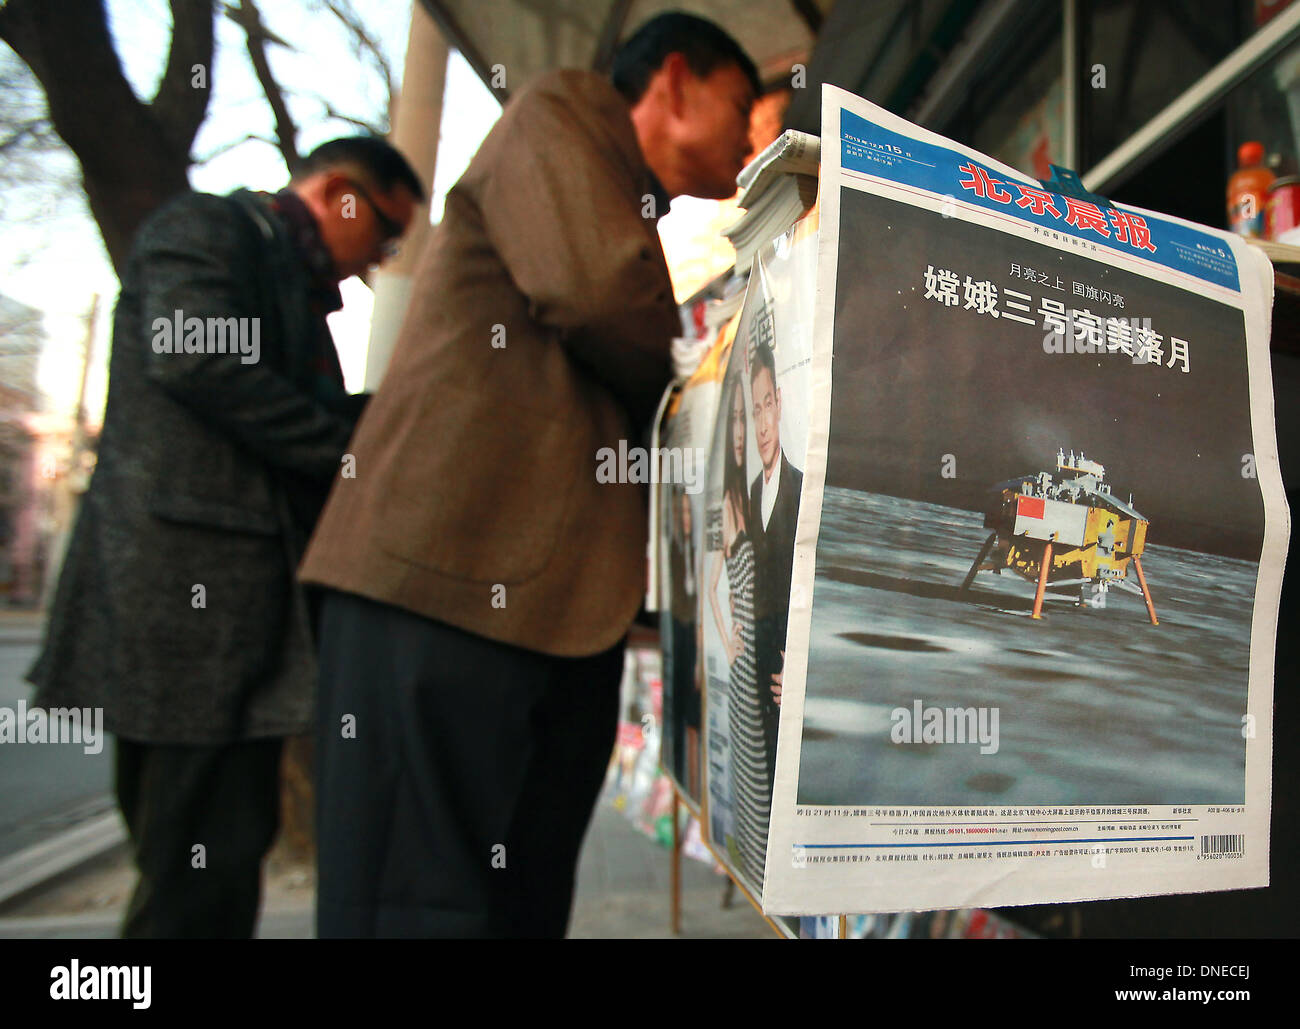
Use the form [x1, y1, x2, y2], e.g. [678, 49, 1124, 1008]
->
[955, 158, 1158, 254]
[1062, 197, 1111, 237]
[1108, 209, 1158, 252]
[957, 162, 1012, 202]
[1013, 184, 1061, 218]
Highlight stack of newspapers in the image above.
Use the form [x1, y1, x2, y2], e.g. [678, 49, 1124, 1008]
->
[724, 129, 820, 274]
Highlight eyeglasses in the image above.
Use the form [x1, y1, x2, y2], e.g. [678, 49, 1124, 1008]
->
[347, 179, 404, 258]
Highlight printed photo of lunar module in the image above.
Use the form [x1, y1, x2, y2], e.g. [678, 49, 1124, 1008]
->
[960, 448, 1158, 624]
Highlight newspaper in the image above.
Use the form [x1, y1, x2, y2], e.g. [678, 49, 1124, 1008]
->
[761, 84, 1287, 915]
[700, 208, 818, 902]
[645, 379, 678, 614]
[737, 129, 822, 206]
[655, 322, 735, 807]
[724, 177, 820, 276]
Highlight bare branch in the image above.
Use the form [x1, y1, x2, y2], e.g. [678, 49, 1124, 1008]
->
[224, 0, 300, 171]
[316, 98, 385, 136]
[320, 0, 394, 104]
[195, 131, 278, 163]
[0, 118, 52, 156]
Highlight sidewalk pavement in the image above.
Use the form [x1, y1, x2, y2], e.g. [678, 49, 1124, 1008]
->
[0, 794, 776, 939]
[0, 609, 44, 647]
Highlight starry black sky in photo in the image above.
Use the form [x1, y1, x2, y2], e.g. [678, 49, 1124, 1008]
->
[826, 188, 1267, 559]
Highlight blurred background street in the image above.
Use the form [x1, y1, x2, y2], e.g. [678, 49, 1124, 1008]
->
[0, 610, 773, 939]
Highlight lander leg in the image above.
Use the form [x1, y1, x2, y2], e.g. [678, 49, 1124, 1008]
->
[1132, 554, 1159, 625]
[1031, 541, 1053, 619]
[960, 532, 999, 593]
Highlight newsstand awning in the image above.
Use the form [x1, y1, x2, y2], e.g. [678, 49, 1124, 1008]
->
[416, 0, 833, 96]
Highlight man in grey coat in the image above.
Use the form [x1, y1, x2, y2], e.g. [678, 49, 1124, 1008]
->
[27, 136, 421, 938]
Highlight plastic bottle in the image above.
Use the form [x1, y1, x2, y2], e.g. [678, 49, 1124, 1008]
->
[1228, 141, 1275, 237]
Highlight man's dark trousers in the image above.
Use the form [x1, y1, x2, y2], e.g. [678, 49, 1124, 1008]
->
[116, 737, 283, 938]
[314, 589, 623, 938]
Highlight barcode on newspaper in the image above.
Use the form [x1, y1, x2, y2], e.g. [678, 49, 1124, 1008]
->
[1200, 834, 1244, 855]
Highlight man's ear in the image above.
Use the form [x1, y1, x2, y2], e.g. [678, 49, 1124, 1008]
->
[316, 171, 341, 197]
[661, 51, 691, 118]
[315, 171, 354, 216]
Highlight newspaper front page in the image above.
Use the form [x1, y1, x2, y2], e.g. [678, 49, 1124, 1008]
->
[762, 84, 1287, 915]
[656, 324, 735, 808]
[700, 212, 818, 905]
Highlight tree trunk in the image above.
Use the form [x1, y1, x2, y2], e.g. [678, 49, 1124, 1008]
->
[275, 735, 316, 864]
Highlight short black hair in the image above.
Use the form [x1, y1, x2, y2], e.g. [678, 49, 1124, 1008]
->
[612, 11, 760, 104]
[295, 136, 425, 204]
[750, 339, 776, 388]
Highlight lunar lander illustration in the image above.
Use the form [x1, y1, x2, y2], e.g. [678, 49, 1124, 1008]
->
[960, 449, 1158, 624]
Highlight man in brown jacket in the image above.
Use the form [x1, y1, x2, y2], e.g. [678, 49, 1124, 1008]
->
[300, 13, 758, 937]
